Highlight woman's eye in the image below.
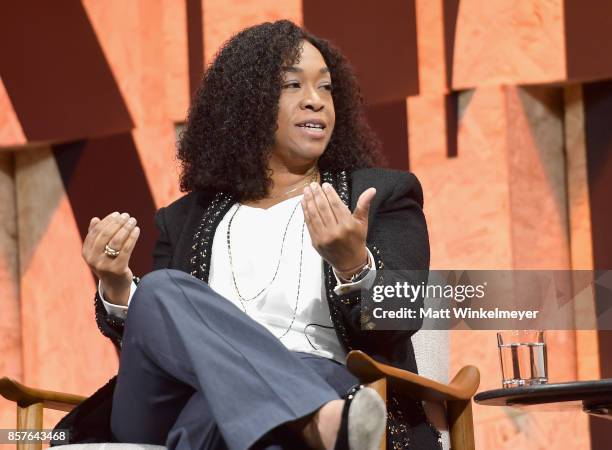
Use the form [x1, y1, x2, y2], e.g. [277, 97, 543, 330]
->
[283, 82, 300, 89]
[321, 84, 333, 91]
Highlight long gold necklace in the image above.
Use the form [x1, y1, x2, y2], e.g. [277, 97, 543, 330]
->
[226, 198, 306, 340]
[227, 200, 300, 303]
[225, 165, 318, 339]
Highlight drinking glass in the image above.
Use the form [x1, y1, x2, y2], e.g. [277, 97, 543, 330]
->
[497, 330, 548, 388]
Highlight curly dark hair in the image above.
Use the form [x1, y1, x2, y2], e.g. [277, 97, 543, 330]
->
[177, 19, 384, 201]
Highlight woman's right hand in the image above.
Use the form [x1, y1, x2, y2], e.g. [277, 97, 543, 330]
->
[82, 212, 141, 306]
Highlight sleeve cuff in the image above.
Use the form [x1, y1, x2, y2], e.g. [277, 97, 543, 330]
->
[332, 247, 377, 296]
[99, 280, 137, 320]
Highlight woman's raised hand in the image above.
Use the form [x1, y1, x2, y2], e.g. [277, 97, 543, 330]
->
[82, 212, 140, 306]
[301, 182, 376, 275]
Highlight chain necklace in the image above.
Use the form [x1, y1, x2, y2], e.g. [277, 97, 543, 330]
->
[268, 167, 319, 199]
[227, 199, 300, 301]
[226, 199, 306, 339]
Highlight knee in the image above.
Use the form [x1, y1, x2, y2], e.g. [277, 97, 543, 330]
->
[128, 269, 175, 318]
[140, 268, 197, 286]
[129, 269, 218, 328]
[123, 270, 178, 335]
[137, 268, 193, 291]
[133, 269, 168, 303]
[138, 268, 170, 290]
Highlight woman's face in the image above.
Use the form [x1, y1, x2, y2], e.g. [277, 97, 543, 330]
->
[271, 40, 335, 167]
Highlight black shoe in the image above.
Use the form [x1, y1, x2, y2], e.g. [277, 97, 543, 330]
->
[334, 385, 386, 450]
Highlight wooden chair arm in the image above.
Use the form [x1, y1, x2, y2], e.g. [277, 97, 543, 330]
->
[346, 350, 480, 403]
[0, 376, 86, 413]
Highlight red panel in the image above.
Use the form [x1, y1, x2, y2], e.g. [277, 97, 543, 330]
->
[303, 0, 419, 104]
[366, 100, 409, 170]
[565, 0, 612, 82]
[0, 1, 133, 142]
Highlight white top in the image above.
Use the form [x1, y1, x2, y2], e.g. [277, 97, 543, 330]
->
[101, 194, 375, 363]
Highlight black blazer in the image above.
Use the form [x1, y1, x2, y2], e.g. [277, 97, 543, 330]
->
[52, 167, 442, 450]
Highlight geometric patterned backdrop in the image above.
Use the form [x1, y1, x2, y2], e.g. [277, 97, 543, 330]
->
[1, 1, 612, 448]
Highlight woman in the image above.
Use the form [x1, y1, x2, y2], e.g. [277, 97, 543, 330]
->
[54, 20, 440, 450]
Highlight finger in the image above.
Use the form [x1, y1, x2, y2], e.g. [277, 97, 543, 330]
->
[321, 182, 351, 222]
[106, 216, 138, 252]
[310, 182, 337, 225]
[353, 188, 376, 223]
[302, 186, 325, 234]
[113, 226, 140, 267]
[302, 201, 326, 255]
[85, 218, 101, 249]
[88, 217, 100, 233]
[92, 212, 131, 253]
[90, 212, 119, 235]
[84, 212, 118, 251]
[301, 195, 324, 244]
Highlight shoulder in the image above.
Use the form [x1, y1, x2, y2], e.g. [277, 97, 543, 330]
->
[349, 167, 424, 207]
[160, 189, 218, 214]
[350, 167, 421, 188]
[155, 191, 211, 228]
[162, 191, 201, 212]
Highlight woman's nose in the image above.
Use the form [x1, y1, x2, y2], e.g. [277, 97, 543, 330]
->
[300, 87, 324, 111]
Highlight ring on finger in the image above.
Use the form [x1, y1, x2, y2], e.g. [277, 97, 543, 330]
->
[104, 243, 120, 258]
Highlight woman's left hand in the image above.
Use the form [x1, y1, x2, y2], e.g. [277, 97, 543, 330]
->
[301, 181, 376, 273]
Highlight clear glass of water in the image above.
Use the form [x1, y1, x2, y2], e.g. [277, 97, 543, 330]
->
[497, 330, 548, 388]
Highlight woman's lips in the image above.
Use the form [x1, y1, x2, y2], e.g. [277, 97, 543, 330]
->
[295, 124, 326, 139]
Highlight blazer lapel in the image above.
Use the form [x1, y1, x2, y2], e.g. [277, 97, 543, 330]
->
[189, 191, 235, 283]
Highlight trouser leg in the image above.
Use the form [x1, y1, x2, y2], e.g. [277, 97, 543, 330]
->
[111, 269, 342, 450]
[165, 390, 228, 450]
[165, 353, 360, 450]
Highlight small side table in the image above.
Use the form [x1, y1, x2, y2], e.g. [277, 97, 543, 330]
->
[474, 379, 612, 420]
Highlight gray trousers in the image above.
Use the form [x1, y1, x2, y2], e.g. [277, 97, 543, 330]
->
[110, 269, 359, 450]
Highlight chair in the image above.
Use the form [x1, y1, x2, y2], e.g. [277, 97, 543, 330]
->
[349, 350, 480, 450]
[0, 333, 479, 450]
